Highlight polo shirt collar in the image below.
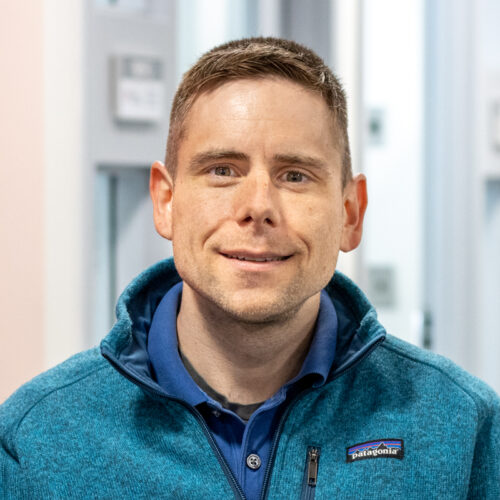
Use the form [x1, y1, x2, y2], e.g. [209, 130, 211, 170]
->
[147, 282, 338, 407]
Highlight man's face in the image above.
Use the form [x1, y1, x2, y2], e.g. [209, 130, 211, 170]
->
[156, 78, 352, 322]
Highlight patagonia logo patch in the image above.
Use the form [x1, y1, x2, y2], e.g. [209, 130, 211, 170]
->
[346, 439, 404, 463]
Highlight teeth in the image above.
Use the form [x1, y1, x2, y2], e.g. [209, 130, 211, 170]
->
[230, 255, 285, 262]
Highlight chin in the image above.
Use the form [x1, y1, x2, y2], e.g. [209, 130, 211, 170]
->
[220, 304, 298, 325]
[180, 269, 320, 325]
[212, 289, 307, 325]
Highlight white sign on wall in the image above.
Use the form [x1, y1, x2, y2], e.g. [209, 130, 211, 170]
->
[112, 55, 164, 124]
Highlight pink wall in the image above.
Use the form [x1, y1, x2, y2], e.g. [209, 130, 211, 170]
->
[0, 2, 44, 402]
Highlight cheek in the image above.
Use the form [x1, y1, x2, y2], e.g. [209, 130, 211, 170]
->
[171, 186, 232, 245]
[298, 200, 343, 240]
[305, 203, 343, 271]
[171, 190, 199, 247]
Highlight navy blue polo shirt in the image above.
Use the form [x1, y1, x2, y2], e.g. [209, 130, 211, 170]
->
[148, 282, 337, 500]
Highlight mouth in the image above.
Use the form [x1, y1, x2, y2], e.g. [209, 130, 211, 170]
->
[220, 252, 292, 263]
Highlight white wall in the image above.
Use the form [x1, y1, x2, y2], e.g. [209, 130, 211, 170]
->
[333, 0, 364, 281]
[0, 0, 87, 402]
[474, 0, 500, 392]
[425, 0, 500, 392]
[177, 0, 250, 82]
[361, 0, 424, 345]
[43, 0, 88, 368]
[0, 1, 45, 402]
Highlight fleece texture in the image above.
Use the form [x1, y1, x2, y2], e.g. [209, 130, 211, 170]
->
[1, 258, 499, 499]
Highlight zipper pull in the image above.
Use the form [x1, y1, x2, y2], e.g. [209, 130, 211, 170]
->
[307, 447, 321, 486]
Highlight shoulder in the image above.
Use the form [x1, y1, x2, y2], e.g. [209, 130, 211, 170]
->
[0, 348, 114, 460]
[375, 334, 499, 421]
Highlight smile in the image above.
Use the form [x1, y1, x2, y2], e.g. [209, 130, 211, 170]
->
[221, 252, 291, 262]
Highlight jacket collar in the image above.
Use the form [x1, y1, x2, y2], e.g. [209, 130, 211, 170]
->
[100, 258, 386, 394]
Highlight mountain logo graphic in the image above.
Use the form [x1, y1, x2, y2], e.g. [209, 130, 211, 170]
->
[346, 439, 404, 463]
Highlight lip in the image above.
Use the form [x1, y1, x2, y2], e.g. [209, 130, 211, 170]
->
[219, 250, 293, 269]
[220, 250, 292, 261]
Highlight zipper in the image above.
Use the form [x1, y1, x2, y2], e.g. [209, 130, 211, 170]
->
[101, 349, 246, 500]
[306, 447, 320, 487]
[259, 335, 385, 500]
[300, 446, 321, 500]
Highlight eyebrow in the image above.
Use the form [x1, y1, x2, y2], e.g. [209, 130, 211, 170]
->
[272, 153, 327, 170]
[189, 149, 249, 171]
[189, 149, 328, 171]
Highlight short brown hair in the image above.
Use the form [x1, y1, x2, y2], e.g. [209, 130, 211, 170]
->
[165, 37, 352, 187]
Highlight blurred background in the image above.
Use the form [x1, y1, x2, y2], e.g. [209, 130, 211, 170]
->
[1, 0, 499, 402]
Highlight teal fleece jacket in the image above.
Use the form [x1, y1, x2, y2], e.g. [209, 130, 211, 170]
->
[1, 259, 499, 499]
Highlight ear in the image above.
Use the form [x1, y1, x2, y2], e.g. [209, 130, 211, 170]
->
[340, 173, 368, 252]
[150, 161, 174, 240]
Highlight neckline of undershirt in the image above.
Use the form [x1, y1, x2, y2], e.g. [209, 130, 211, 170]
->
[179, 349, 265, 422]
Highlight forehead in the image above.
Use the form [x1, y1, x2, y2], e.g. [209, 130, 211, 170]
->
[179, 77, 339, 160]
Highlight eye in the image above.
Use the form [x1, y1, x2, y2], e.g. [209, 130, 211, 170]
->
[211, 165, 235, 177]
[284, 170, 307, 183]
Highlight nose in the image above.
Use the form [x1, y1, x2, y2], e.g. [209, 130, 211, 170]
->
[234, 170, 281, 229]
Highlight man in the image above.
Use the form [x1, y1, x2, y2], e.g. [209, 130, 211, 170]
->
[1, 37, 498, 499]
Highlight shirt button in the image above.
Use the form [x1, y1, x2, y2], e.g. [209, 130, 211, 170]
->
[246, 453, 262, 470]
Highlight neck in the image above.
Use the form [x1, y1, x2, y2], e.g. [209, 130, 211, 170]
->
[176, 284, 321, 405]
